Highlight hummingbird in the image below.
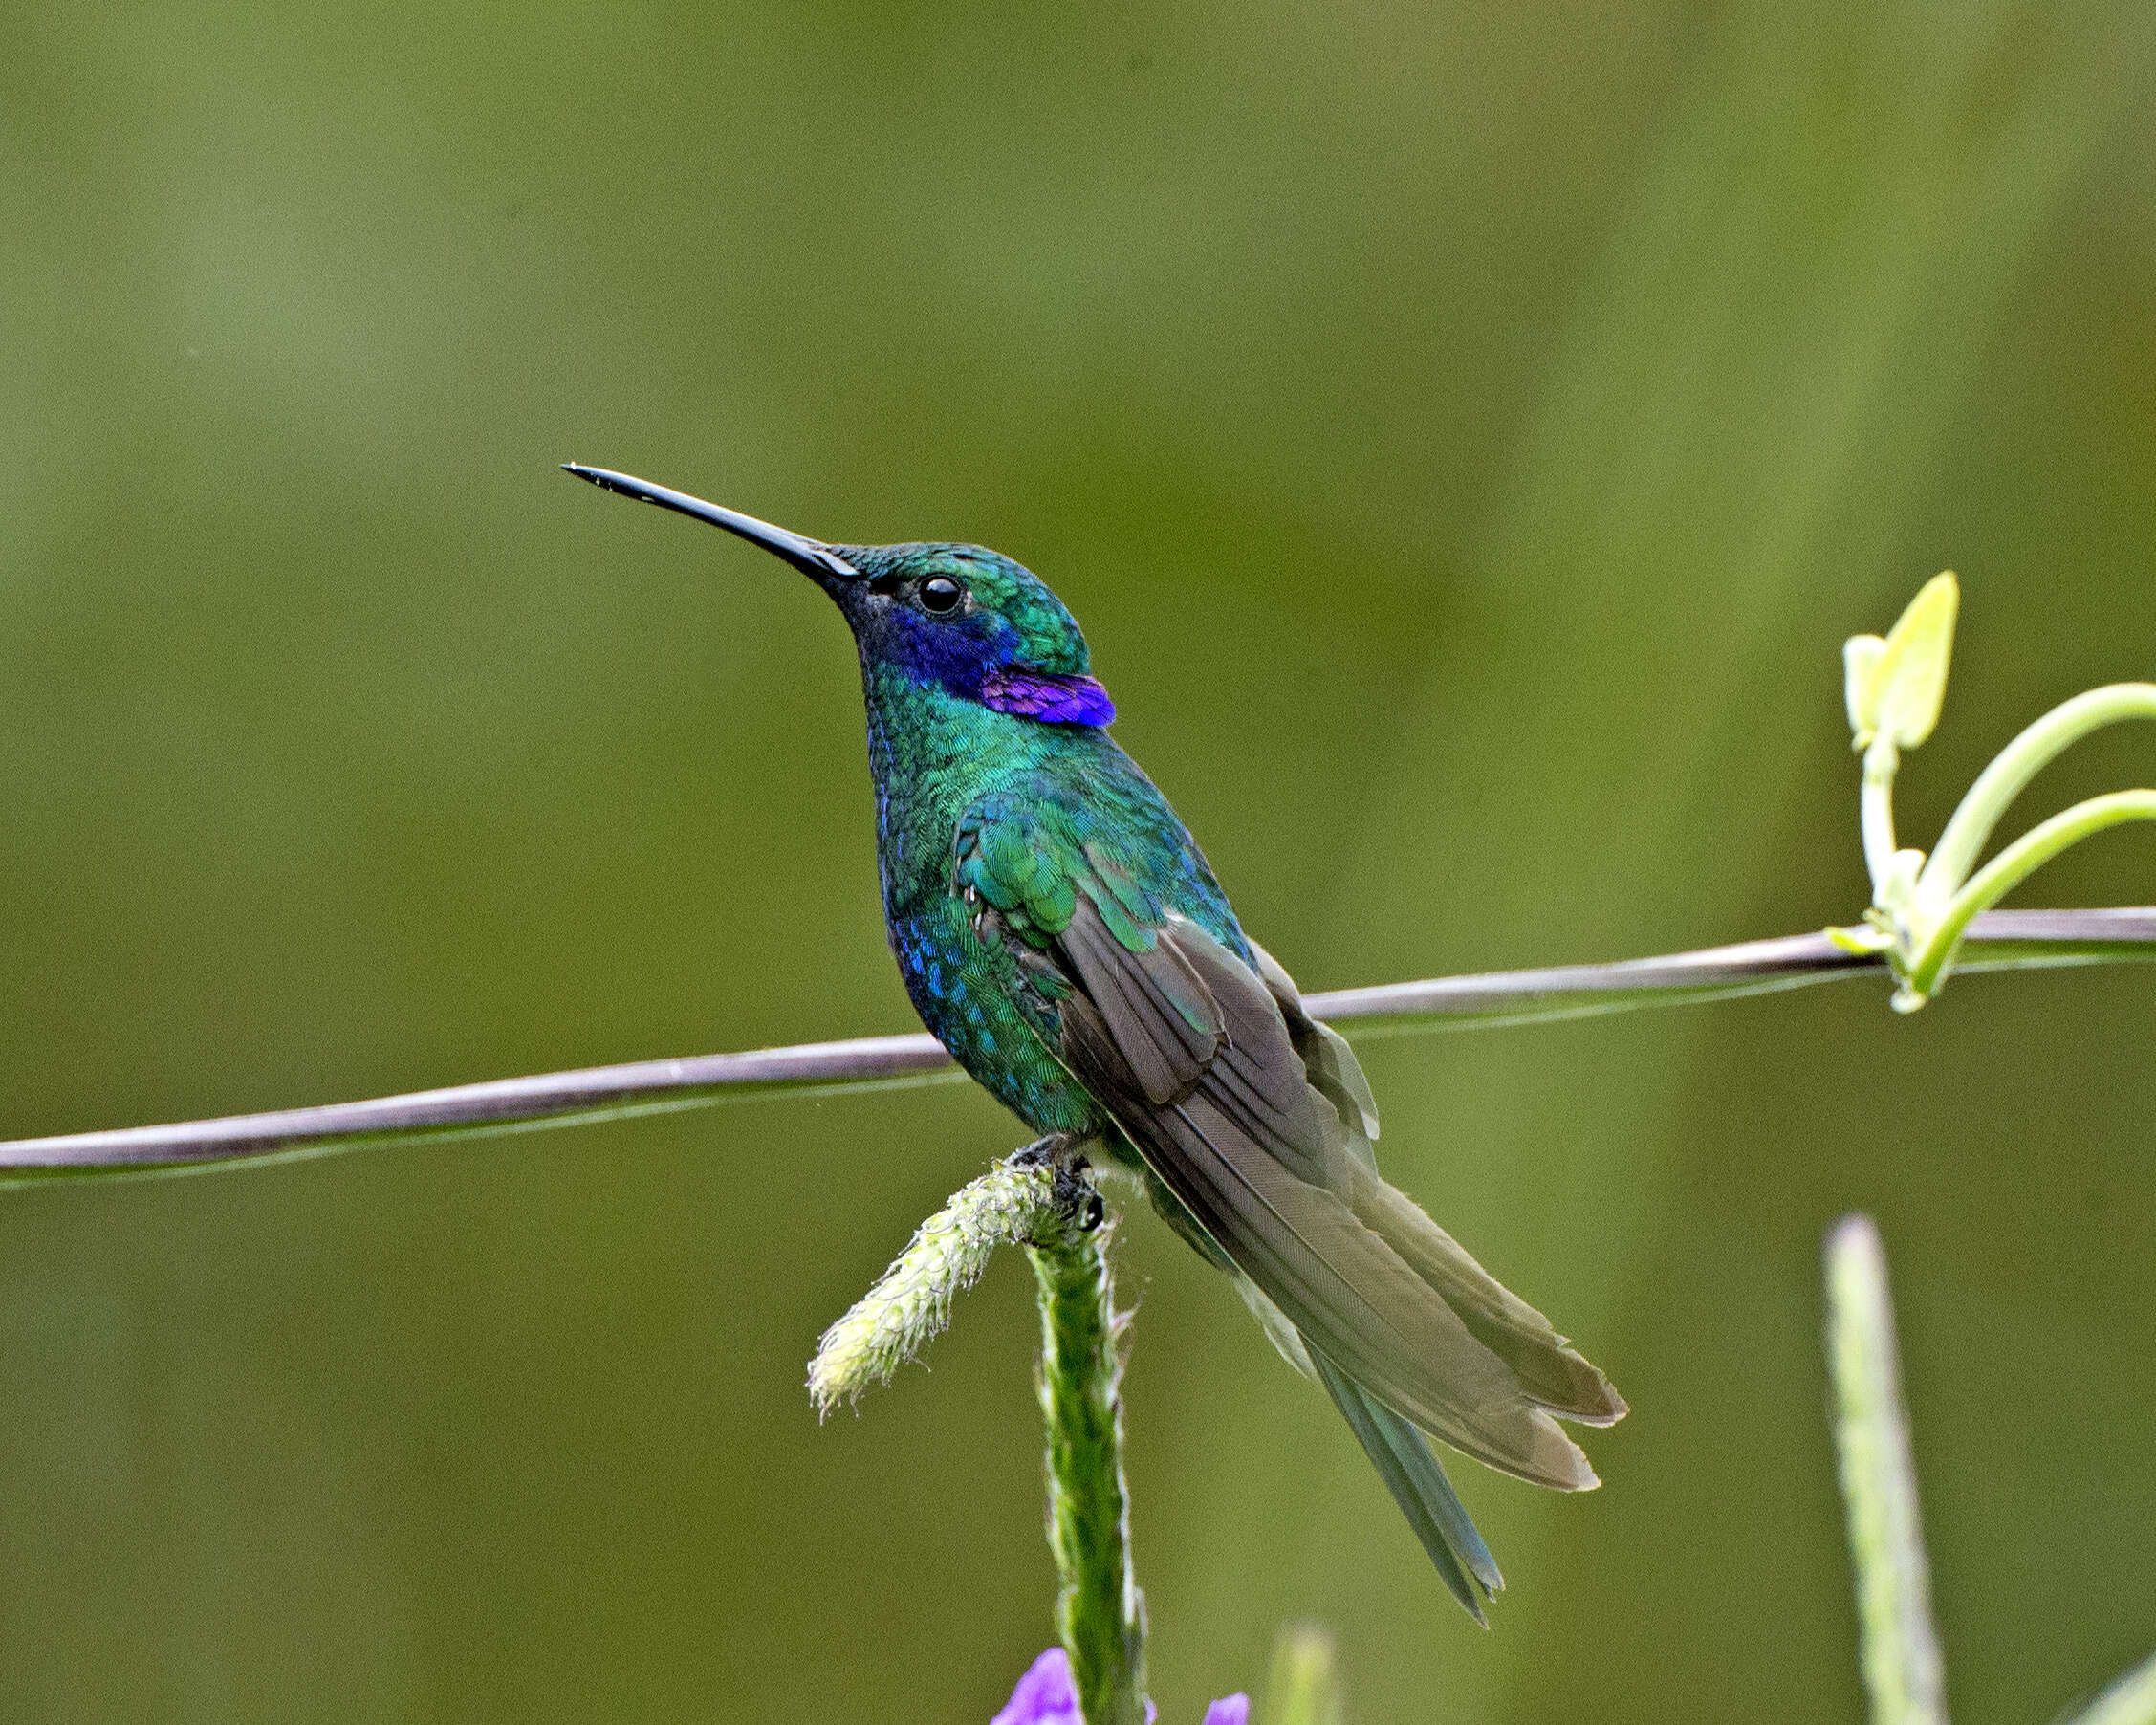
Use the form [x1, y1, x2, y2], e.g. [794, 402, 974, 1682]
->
[564, 463, 1625, 1622]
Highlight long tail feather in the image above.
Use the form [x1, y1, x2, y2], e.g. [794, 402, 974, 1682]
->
[1346, 1168, 1627, 1425]
[1263, 950, 1626, 1429]
[1314, 1352, 1503, 1625]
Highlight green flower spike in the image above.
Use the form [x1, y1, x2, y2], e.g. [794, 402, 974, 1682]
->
[1833, 573, 2156, 1010]
[809, 1154, 1149, 1725]
[808, 1161, 1070, 1412]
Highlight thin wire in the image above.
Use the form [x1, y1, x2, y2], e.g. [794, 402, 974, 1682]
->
[2, 908, 2149, 1177]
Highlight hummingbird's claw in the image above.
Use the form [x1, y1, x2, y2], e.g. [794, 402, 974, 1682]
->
[1010, 1134, 1105, 1231]
[1049, 1161, 1104, 1233]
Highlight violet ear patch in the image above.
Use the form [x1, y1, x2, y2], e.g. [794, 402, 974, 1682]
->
[981, 668, 1117, 727]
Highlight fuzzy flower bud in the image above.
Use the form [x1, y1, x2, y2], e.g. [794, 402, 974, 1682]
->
[808, 1162, 1072, 1414]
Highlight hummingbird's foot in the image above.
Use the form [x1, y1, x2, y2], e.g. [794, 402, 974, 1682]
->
[1054, 1168, 1107, 1233]
[1010, 1133, 1106, 1232]
[1010, 1130, 1082, 1169]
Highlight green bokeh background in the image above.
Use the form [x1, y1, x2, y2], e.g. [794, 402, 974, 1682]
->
[4, 1, 2153, 1718]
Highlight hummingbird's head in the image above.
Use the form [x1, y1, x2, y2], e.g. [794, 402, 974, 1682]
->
[564, 466, 1115, 727]
[820, 541, 1114, 726]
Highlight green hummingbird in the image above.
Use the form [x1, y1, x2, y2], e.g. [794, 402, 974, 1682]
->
[565, 463, 1625, 1622]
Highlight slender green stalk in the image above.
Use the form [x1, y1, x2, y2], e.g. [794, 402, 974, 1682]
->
[808, 1154, 1146, 1722]
[1261, 1623, 1343, 1725]
[1921, 684, 2156, 907]
[2067, 1650, 2156, 1725]
[1862, 737, 1905, 889]
[1031, 1218, 1146, 1725]
[1825, 1215, 1948, 1725]
[1906, 792, 2156, 999]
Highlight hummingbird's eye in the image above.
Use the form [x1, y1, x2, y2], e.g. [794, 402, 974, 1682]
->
[918, 576, 965, 614]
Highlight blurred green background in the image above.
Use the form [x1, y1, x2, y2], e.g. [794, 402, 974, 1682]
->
[3, 0, 2152, 1718]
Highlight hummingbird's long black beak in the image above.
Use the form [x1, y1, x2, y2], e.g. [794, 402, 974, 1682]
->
[561, 464, 860, 585]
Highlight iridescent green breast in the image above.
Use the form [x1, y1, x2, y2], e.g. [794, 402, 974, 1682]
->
[858, 666, 1243, 1136]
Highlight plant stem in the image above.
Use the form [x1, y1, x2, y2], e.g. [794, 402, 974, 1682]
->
[1825, 1214, 1948, 1725]
[1862, 736, 1904, 891]
[1031, 1217, 1146, 1725]
[1921, 684, 2156, 908]
[2067, 1649, 2156, 1725]
[1262, 1623, 1344, 1725]
[1906, 792, 2156, 999]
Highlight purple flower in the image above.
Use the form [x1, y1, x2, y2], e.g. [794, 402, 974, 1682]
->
[992, 1649, 1248, 1725]
[992, 1649, 1082, 1725]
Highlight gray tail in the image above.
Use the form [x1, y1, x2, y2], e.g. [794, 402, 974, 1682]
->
[1314, 1351, 1503, 1625]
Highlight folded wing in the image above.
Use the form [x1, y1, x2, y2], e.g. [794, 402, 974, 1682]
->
[957, 794, 1624, 1496]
